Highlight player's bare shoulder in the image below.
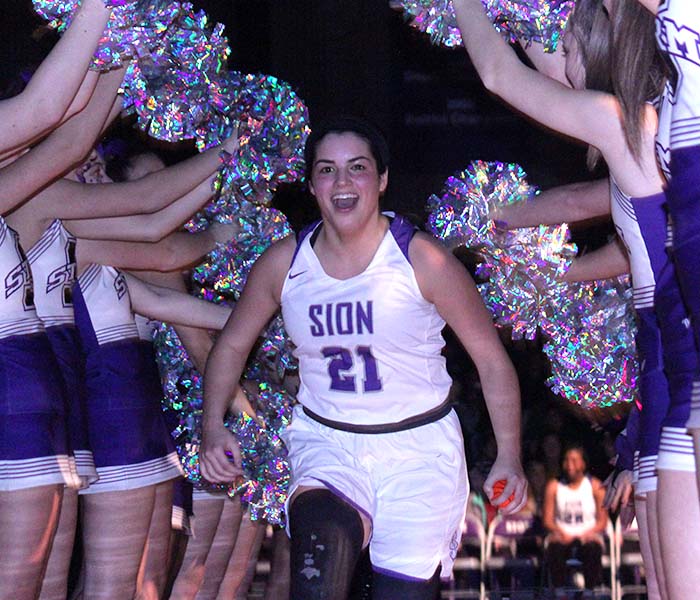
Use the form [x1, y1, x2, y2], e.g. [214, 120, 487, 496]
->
[408, 230, 453, 269]
[247, 234, 297, 301]
[409, 230, 468, 299]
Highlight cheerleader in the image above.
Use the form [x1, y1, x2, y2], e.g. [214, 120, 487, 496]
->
[108, 149, 269, 600]
[452, 0, 695, 597]
[2, 67, 237, 597]
[624, 1, 700, 597]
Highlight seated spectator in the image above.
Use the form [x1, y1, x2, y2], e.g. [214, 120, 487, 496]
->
[543, 446, 608, 597]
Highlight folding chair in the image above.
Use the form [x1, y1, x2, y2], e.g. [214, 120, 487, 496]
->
[615, 517, 646, 600]
[484, 512, 544, 599]
[599, 519, 617, 600]
[542, 519, 617, 600]
[443, 511, 486, 600]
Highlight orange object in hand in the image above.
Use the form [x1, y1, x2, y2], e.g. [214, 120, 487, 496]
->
[493, 479, 515, 509]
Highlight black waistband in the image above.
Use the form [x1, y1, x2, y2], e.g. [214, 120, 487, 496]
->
[301, 400, 453, 434]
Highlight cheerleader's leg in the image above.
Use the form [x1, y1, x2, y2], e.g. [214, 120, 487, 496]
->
[169, 496, 226, 600]
[79, 486, 157, 599]
[641, 491, 668, 600]
[657, 469, 700, 600]
[39, 488, 78, 600]
[197, 497, 244, 599]
[217, 510, 265, 600]
[0, 485, 63, 600]
[136, 480, 174, 600]
[263, 528, 291, 600]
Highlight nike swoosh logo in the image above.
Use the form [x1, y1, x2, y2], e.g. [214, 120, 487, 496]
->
[289, 270, 307, 279]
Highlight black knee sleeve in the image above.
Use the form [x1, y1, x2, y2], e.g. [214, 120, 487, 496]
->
[289, 489, 365, 600]
[371, 566, 441, 600]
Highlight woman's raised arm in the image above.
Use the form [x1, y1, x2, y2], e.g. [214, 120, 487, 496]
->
[493, 178, 611, 229]
[0, 65, 124, 214]
[452, 0, 623, 152]
[0, 0, 111, 154]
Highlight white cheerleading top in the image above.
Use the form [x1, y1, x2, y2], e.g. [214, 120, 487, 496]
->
[281, 214, 452, 426]
[134, 314, 158, 343]
[554, 476, 598, 537]
[610, 179, 656, 310]
[656, 0, 700, 177]
[26, 220, 77, 329]
[77, 264, 139, 345]
[0, 217, 44, 340]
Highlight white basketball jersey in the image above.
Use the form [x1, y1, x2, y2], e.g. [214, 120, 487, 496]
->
[610, 180, 657, 310]
[0, 217, 44, 339]
[26, 220, 77, 329]
[281, 214, 452, 426]
[76, 264, 139, 345]
[555, 477, 598, 537]
[656, 0, 700, 161]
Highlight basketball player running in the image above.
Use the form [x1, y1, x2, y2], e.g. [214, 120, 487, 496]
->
[201, 117, 527, 600]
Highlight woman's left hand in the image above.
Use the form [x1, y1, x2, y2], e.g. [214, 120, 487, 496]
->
[484, 455, 529, 515]
[603, 468, 634, 511]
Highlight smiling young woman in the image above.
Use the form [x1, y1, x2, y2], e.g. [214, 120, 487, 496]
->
[201, 116, 527, 600]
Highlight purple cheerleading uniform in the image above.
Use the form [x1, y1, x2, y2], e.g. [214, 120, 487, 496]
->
[134, 313, 192, 533]
[26, 220, 97, 486]
[0, 218, 74, 490]
[73, 264, 182, 493]
[615, 401, 640, 474]
[612, 181, 671, 492]
[656, 1, 700, 432]
[613, 181, 697, 476]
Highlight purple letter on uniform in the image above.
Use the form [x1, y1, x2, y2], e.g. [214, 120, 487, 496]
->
[309, 305, 324, 337]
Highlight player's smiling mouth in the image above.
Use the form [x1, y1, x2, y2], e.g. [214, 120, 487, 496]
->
[331, 193, 358, 210]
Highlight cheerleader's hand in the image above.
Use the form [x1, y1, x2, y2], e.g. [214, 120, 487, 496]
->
[208, 220, 240, 245]
[200, 422, 244, 483]
[229, 385, 264, 427]
[603, 468, 634, 511]
[220, 122, 241, 156]
[488, 206, 509, 232]
[619, 500, 636, 531]
[484, 456, 528, 515]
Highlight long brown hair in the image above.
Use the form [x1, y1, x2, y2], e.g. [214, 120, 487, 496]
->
[568, 0, 613, 169]
[610, 0, 667, 163]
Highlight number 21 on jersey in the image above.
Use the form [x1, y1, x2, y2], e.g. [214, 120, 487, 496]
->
[322, 345, 383, 393]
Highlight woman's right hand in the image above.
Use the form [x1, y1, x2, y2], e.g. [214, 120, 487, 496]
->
[200, 421, 244, 483]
